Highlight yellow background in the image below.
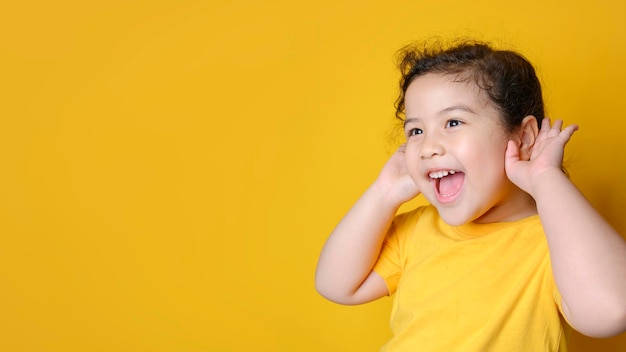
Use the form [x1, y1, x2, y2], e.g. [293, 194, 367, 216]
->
[1, 0, 625, 351]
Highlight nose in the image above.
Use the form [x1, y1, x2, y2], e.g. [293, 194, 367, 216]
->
[419, 133, 444, 159]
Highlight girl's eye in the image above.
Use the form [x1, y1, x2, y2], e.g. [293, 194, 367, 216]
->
[407, 128, 423, 137]
[446, 120, 462, 128]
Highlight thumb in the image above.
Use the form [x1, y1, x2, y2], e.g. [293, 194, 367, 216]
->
[504, 140, 520, 171]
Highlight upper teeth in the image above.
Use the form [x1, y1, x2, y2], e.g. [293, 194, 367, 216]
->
[429, 170, 456, 179]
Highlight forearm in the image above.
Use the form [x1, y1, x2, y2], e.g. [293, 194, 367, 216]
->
[315, 181, 401, 304]
[532, 170, 626, 336]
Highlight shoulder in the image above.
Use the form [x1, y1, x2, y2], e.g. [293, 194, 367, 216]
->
[393, 205, 439, 231]
[387, 205, 439, 243]
[394, 204, 437, 223]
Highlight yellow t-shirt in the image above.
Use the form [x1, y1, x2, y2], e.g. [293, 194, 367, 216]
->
[373, 205, 571, 352]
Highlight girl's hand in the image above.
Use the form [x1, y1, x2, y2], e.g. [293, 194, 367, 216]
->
[373, 144, 420, 205]
[505, 118, 578, 195]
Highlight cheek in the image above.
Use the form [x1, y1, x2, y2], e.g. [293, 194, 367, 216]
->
[403, 147, 428, 184]
[459, 139, 508, 172]
[404, 149, 421, 176]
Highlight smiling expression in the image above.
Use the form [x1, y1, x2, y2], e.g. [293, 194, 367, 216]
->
[403, 73, 536, 225]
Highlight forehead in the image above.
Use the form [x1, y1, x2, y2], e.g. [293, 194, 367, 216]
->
[404, 73, 493, 114]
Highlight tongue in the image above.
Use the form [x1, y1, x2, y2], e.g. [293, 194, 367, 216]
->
[438, 172, 464, 196]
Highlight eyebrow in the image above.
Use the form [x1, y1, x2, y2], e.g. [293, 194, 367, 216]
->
[403, 118, 418, 128]
[403, 104, 476, 128]
[441, 104, 476, 114]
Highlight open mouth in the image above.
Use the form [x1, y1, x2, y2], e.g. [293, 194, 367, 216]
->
[429, 170, 465, 203]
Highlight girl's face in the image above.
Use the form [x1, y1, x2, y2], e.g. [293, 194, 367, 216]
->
[403, 73, 536, 225]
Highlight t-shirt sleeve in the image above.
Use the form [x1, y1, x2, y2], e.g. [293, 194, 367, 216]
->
[372, 214, 410, 295]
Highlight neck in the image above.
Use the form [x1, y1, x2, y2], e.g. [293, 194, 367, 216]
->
[475, 186, 537, 224]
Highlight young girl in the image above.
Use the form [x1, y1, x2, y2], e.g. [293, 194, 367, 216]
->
[315, 40, 626, 351]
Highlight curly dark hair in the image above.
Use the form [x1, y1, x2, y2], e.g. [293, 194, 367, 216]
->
[394, 40, 544, 133]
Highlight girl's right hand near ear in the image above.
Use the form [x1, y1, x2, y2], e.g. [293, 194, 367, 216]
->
[373, 144, 421, 207]
[316, 144, 419, 305]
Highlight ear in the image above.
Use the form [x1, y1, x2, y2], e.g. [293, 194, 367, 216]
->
[516, 116, 539, 161]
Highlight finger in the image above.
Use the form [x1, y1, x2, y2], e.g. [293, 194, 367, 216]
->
[504, 140, 522, 179]
[537, 118, 552, 140]
[551, 119, 564, 131]
[398, 144, 407, 153]
[559, 124, 579, 144]
[504, 140, 520, 163]
[547, 119, 564, 138]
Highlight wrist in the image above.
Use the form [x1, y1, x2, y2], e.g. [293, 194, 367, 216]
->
[370, 180, 411, 210]
[529, 167, 571, 198]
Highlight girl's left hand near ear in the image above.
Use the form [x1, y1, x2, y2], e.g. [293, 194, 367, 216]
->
[504, 118, 578, 195]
